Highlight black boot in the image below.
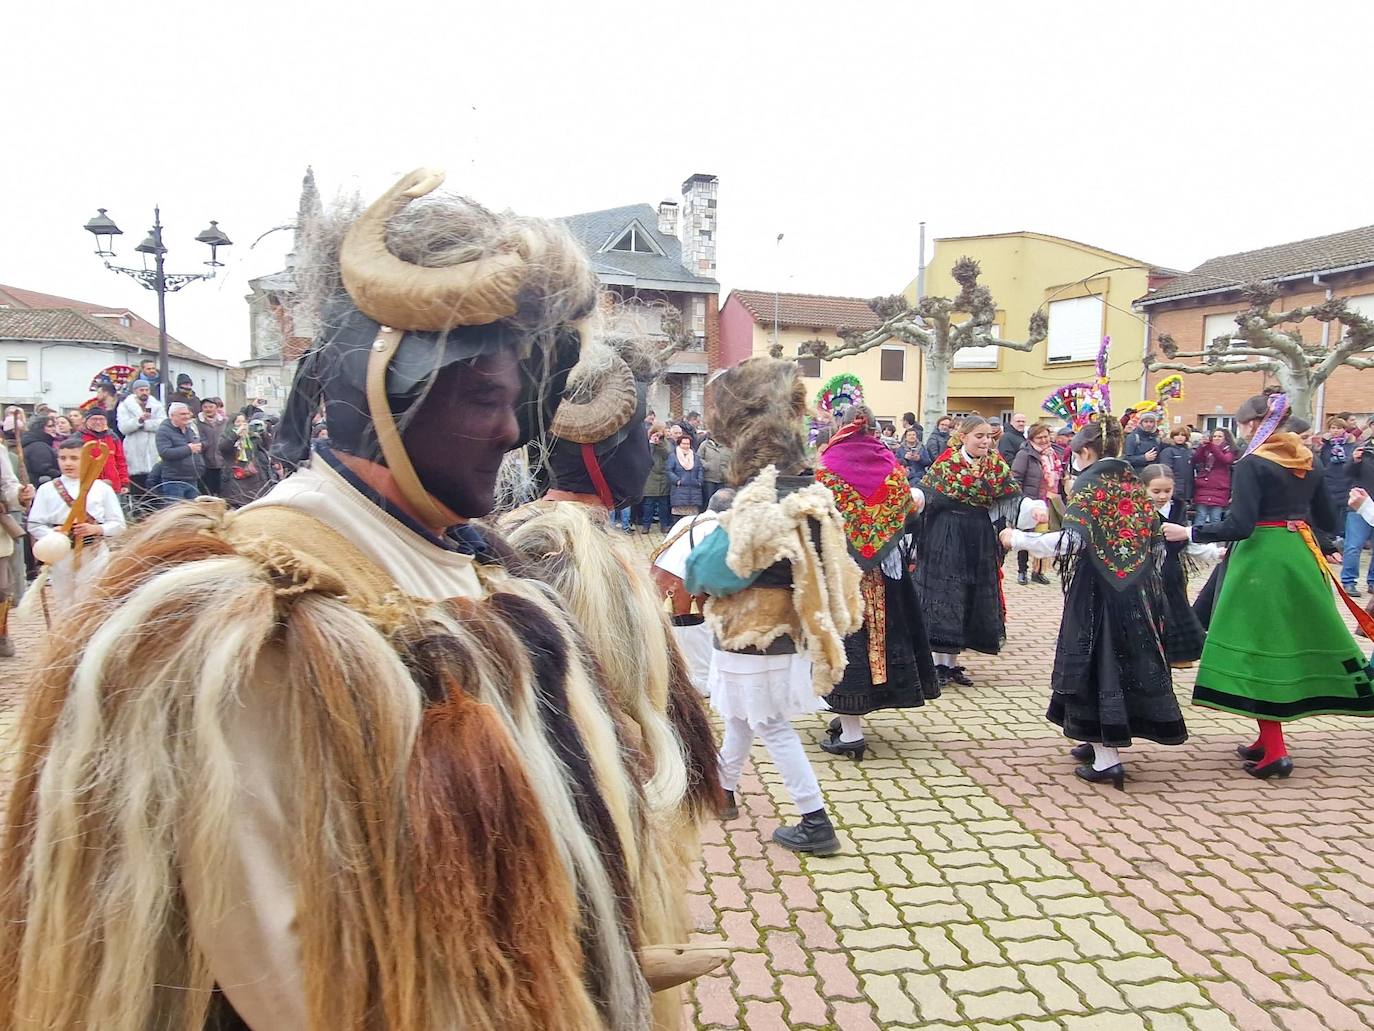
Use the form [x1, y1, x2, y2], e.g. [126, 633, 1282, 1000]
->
[773, 809, 840, 856]
[718, 789, 739, 821]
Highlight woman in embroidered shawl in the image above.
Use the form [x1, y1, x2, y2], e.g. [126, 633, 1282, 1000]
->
[1162, 392, 1374, 779]
[914, 414, 1020, 686]
[814, 406, 939, 760]
[1002, 415, 1187, 790]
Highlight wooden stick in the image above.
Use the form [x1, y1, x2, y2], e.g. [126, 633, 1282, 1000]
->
[59, 441, 111, 570]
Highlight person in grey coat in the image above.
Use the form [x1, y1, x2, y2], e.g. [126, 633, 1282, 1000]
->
[155, 402, 205, 501]
[697, 434, 732, 507]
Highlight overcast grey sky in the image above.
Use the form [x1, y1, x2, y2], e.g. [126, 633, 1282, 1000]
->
[3, 1, 1371, 365]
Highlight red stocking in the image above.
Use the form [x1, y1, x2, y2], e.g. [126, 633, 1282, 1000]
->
[1256, 719, 1288, 761]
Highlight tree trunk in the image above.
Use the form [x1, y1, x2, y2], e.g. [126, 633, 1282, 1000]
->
[921, 348, 951, 423]
[1272, 363, 1315, 425]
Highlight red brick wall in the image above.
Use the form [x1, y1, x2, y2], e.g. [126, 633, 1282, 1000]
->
[705, 293, 722, 372]
[1146, 272, 1374, 426]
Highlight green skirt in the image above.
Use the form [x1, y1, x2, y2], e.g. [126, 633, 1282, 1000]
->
[1194, 526, 1374, 721]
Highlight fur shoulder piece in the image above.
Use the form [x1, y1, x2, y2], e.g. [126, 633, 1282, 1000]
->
[710, 465, 863, 692]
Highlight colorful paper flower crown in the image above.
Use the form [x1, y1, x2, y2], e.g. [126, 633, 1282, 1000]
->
[1041, 336, 1112, 428]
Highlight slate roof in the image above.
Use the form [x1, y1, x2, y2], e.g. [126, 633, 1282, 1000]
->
[0, 283, 227, 366]
[728, 290, 882, 331]
[1140, 225, 1374, 306]
[0, 308, 126, 343]
[560, 204, 718, 292]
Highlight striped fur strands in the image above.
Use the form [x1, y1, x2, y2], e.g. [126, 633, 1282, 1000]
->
[0, 501, 654, 1030]
[498, 503, 720, 1029]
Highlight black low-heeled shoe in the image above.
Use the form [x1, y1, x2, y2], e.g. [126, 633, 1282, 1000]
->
[946, 665, 974, 686]
[820, 737, 867, 762]
[826, 717, 842, 742]
[1236, 743, 1264, 762]
[1245, 756, 1294, 780]
[1070, 742, 1095, 762]
[1074, 763, 1126, 791]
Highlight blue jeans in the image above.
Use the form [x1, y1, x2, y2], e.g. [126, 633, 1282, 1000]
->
[155, 480, 199, 501]
[612, 506, 633, 530]
[1195, 504, 1226, 526]
[1341, 509, 1374, 588]
[640, 495, 671, 533]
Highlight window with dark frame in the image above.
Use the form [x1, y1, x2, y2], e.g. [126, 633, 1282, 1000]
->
[880, 347, 904, 381]
[797, 356, 822, 378]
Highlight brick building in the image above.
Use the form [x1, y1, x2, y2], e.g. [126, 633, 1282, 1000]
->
[1137, 226, 1374, 432]
[561, 174, 720, 420]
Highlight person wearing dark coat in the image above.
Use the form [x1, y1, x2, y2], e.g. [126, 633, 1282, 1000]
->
[1318, 425, 1360, 517]
[666, 436, 704, 515]
[640, 427, 672, 532]
[1340, 436, 1374, 595]
[167, 373, 201, 414]
[923, 416, 954, 466]
[896, 428, 925, 482]
[1156, 428, 1194, 504]
[217, 412, 268, 508]
[1123, 410, 1162, 469]
[997, 414, 1028, 465]
[21, 417, 60, 485]
[154, 403, 206, 500]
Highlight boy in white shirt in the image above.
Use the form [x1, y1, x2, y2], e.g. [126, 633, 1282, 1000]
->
[27, 436, 126, 606]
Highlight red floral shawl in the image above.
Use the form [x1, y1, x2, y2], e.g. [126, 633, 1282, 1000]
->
[816, 426, 914, 568]
[920, 447, 1018, 509]
[1063, 458, 1159, 590]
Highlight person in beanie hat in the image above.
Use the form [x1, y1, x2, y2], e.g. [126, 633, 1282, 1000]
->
[77, 407, 129, 494]
[168, 372, 200, 412]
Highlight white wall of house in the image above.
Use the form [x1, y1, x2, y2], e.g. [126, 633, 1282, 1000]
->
[0, 339, 227, 409]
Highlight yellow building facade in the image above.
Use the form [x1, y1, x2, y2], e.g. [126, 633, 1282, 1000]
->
[906, 233, 1158, 424]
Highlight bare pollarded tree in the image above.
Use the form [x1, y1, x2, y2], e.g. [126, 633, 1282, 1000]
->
[1145, 281, 1374, 423]
[773, 257, 1048, 419]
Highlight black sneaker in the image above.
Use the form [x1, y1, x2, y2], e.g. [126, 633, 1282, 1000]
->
[947, 665, 975, 687]
[1347, 584, 1364, 598]
[772, 809, 840, 856]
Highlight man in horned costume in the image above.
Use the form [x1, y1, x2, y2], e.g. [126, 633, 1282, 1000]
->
[0, 170, 719, 1031]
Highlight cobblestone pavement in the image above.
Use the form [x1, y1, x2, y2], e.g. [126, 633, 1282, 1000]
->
[2, 539, 1372, 1030]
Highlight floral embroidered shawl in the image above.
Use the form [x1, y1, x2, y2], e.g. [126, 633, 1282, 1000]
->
[1062, 458, 1159, 590]
[920, 447, 1019, 509]
[816, 426, 914, 569]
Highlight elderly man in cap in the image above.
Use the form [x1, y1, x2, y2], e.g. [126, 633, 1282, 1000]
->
[116, 377, 166, 493]
[1124, 408, 1163, 469]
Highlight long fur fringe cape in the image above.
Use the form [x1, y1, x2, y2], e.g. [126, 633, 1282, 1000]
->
[0, 499, 668, 1031]
[498, 499, 721, 1030]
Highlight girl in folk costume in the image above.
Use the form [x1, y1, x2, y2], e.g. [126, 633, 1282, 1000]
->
[685, 357, 864, 856]
[1140, 463, 1224, 667]
[915, 414, 1020, 686]
[1002, 417, 1188, 789]
[814, 405, 939, 761]
[1163, 393, 1374, 779]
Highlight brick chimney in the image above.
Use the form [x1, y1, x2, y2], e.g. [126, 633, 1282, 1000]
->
[657, 199, 678, 237]
[679, 173, 718, 277]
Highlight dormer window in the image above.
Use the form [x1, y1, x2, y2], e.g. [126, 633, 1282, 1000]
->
[609, 224, 658, 254]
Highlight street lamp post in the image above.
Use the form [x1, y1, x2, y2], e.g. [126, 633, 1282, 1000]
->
[83, 206, 231, 399]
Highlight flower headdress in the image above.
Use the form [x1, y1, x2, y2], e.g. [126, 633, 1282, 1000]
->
[1041, 336, 1112, 428]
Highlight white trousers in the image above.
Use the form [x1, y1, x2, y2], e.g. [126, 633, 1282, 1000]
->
[718, 713, 824, 816]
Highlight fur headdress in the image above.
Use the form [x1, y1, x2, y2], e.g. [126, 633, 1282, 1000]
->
[707, 357, 808, 485]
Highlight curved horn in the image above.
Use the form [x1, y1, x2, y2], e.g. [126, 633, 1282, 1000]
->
[549, 353, 637, 445]
[340, 167, 524, 331]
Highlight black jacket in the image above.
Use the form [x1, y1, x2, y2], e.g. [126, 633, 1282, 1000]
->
[997, 428, 1026, 465]
[1156, 443, 1194, 500]
[21, 426, 59, 484]
[923, 428, 952, 466]
[1124, 428, 1162, 469]
[156, 420, 206, 483]
[1319, 437, 1359, 507]
[1193, 455, 1339, 552]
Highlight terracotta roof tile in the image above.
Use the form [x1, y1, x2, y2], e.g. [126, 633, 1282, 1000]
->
[729, 290, 882, 331]
[0, 308, 126, 342]
[1140, 225, 1374, 305]
[0, 283, 227, 366]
